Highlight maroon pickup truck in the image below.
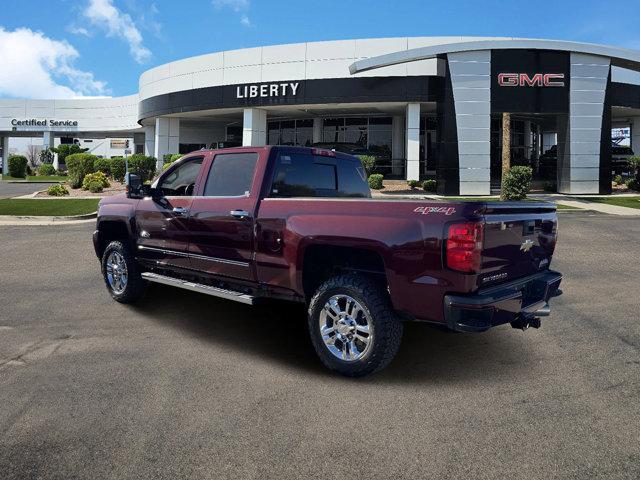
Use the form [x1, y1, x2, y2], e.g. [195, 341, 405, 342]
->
[93, 146, 562, 376]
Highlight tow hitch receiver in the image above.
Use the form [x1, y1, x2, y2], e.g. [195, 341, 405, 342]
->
[510, 302, 550, 330]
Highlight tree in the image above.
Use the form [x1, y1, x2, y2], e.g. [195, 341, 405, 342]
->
[53, 144, 89, 165]
[26, 144, 41, 167]
[39, 148, 54, 164]
[500, 112, 511, 200]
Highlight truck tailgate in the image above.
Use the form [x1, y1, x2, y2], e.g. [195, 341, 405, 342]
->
[478, 202, 558, 287]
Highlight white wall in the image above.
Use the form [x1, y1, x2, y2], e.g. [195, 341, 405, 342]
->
[0, 94, 141, 134]
[138, 37, 513, 101]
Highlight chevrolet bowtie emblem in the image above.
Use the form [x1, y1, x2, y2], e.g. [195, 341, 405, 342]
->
[520, 239, 534, 252]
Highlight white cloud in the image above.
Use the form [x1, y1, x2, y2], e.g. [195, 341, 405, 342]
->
[67, 25, 91, 36]
[0, 27, 108, 99]
[212, 0, 250, 12]
[83, 0, 151, 63]
[213, 0, 252, 27]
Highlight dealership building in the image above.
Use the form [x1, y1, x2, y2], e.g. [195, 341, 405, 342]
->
[1, 36, 639, 195]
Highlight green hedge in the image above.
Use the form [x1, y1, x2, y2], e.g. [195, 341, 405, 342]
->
[110, 157, 126, 182]
[128, 154, 157, 182]
[357, 155, 376, 177]
[501, 166, 533, 201]
[38, 163, 56, 176]
[368, 173, 384, 190]
[407, 179, 420, 190]
[66, 153, 97, 188]
[93, 157, 111, 176]
[8, 155, 28, 178]
[422, 179, 437, 193]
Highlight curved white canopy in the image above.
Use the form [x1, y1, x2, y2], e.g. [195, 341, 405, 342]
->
[349, 38, 640, 75]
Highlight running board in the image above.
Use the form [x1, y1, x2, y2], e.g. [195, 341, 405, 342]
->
[141, 272, 256, 305]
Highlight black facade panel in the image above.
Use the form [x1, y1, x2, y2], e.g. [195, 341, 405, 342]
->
[491, 50, 570, 114]
[610, 82, 640, 109]
[436, 59, 459, 195]
[139, 76, 444, 121]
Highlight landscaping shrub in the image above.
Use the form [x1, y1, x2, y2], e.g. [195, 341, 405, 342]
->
[629, 156, 640, 181]
[93, 157, 112, 176]
[163, 153, 176, 163]
[66, 153, 97, 188]
[368, 173, 384, 190]
[543, 181, 557, 192]
[128, 154, 158, 182]
[83, 178, 105, 193]
[357, 155, 376, 177]
[110, 157, 126, 182]
[47, 184, 69, 196]
[407, 179, 420, 189]
[170, 154, 183, 162]
[7, 155, 28, 178]
[422, 179, 437, 193]
[26, 164, 34, 176]
[38, 163, 56, 176]
[82, 171, 110, 191]
[613, 174, 623, 185]
[625, 178, 639, 192]
[501, 166, 533, 201]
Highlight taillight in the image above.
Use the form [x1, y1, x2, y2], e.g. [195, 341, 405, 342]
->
[312, 148, 336, 157]
[446, 222, 484, 273]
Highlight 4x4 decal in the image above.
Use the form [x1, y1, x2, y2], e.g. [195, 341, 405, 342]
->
[414, 206, 456, 216]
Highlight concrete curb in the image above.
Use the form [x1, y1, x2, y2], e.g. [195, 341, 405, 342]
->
[0, 211, 97, 223]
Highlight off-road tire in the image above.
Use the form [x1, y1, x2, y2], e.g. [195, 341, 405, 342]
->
[101, 240, 146, 303]
[308, 274, 403, 377]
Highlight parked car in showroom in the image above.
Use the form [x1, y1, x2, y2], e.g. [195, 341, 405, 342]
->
[93, 146, 563, 376]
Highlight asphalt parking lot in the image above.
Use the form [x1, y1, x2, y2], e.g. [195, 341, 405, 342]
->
[1, 213, 639, 479]
[0, 181, 54, 199]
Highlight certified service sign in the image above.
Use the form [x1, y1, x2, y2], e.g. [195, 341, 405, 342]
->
[11, 119, 79, 127]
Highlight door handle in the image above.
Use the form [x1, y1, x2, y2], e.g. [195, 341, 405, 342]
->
[172, 207, 188, 216]
[230, 209, 250, 219]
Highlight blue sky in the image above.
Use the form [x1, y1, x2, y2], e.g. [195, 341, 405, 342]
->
[1, 0, 639, 98]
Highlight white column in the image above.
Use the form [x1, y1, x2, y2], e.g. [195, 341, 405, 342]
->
[154, 118, 180, 170]
[1, 137, 9, 176]
[447, 50, 491, 195]
[312, 117, 323, 144]
[406, 103, 420, 181]
[559, 53, 610, 194]
[392, 115, 405, 176]
[243, 108, 267, 147]
[41, 131, 57, 170]
[144, 125, 155, 157]
[632, 117, 640, 158]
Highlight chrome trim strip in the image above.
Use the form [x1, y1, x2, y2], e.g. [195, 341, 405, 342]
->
[141, 272, 255, 305]
[138, 245, 249, 267]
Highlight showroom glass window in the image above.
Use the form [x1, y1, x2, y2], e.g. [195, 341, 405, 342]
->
[267, 119, 314, 146]
[203, 153, 258, 197]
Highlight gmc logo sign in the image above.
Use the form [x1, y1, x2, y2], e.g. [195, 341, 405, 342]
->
[498, 73, 565, 87]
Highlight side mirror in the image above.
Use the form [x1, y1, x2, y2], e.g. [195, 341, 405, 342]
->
[125, 173, 144, 199]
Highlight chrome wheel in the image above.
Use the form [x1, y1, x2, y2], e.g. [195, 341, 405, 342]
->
[319, 294, 373, 361]
[105, 251, 128, 294]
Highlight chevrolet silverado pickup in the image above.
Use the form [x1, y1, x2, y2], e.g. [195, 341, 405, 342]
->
[93, 146, 562, 376]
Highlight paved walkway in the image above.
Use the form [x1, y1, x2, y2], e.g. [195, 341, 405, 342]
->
[530, 194, 640, 216]
[0, 181, 53, 199]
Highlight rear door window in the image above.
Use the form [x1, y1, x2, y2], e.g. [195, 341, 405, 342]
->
[270, 153, 370, 198]
[203, 152, 258, 197]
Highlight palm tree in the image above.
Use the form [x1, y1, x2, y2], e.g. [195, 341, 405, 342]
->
[500, 112, 511, 200]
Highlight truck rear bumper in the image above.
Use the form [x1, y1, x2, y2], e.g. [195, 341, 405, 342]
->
[444, 270, 563, 333]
